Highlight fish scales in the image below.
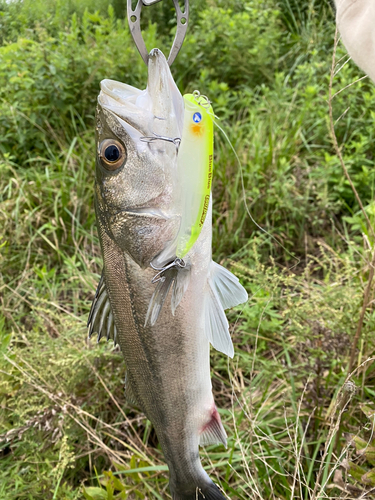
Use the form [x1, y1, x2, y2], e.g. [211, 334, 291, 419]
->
[98, 204, 215, 495]
[90, 49, 247, 499]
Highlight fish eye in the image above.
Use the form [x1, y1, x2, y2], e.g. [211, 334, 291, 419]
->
[98, 139, 126, 171]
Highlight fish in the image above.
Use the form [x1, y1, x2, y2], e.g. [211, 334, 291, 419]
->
[88, 48, 248, 500]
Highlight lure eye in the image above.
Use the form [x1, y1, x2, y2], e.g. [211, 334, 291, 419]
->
[98, 139, 126, 171]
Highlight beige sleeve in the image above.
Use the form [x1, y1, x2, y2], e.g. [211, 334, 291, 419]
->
[335, 0, 375, 82]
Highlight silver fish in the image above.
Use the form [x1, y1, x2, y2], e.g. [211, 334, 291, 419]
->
[88, 49, 247, 500]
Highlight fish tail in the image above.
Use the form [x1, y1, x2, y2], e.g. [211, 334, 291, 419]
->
[172, 480, 227, 500]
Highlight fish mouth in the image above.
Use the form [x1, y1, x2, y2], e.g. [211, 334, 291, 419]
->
[97, 80, 152, 137]
[116, 207, 170, 220]
[147, 49, 184, 136]
[98, 49, 184, 139]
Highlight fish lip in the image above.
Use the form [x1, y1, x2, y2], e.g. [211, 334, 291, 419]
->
[99, 103, 149, 137]
[149, 48, 160, 58]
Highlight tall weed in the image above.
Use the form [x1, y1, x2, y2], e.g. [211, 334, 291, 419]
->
[1, 0, 375, 498]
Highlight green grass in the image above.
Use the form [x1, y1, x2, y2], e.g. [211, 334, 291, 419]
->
[1, 0, 375, 498]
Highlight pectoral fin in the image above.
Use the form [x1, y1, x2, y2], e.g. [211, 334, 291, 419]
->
[171, 265, 191, 315]
[205, 261, 248, 357]
[145, 264, 191, 326]
[145, 267, 178, 326]
[205, 285, 232, 357]
[209, 261, 248, 309]
[88, 273, 118, 345]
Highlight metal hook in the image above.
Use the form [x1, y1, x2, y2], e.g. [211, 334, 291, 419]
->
[140, 133, 181, 149]
[150, 257, 186, 283]
[192, 90, 212, 109]
[127, 0, 189, 66]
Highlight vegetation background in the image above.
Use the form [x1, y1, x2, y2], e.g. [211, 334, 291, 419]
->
[1, 0, 375, 498]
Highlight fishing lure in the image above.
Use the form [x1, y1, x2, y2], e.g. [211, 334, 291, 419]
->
[144, 91, 219, 328]
[176, 93, 214, 258]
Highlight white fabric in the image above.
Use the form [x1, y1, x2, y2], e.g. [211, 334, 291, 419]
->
[335, 0, 375, 82]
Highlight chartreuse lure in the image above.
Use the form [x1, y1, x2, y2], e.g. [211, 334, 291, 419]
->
[145, 88, 246, 339]
[175, 93, 214, 258]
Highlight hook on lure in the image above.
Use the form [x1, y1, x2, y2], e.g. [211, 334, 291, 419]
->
[127, 0, 189, 66]
[140, 133, 181, 149]
[150, 258, 186, 284]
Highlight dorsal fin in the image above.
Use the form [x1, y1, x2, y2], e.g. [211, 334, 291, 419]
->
[205, 261, 247, 358]
[87, 273, 118, 345]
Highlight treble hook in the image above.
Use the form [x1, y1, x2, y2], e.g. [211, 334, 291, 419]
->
[150, 257, 186, 284]
[127, 0, 189, 66]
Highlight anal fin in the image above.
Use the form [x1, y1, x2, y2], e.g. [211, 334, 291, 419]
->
[199, 405, 227, 448]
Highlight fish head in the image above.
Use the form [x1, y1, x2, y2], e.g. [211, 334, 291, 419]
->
[95, 49, 184, 268]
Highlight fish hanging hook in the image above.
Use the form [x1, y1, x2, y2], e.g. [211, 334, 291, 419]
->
[127, 0, 189, 66]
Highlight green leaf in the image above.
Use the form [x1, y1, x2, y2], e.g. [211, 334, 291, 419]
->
[350, 435, 369, 452]
[102, 470, 125, 497]
[361, 404, 375, 420]
[362, 468, 375, 486]
[361, 446, 375, 463]
[345, 462, 367, 482]
[82, 487, 108, 500]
